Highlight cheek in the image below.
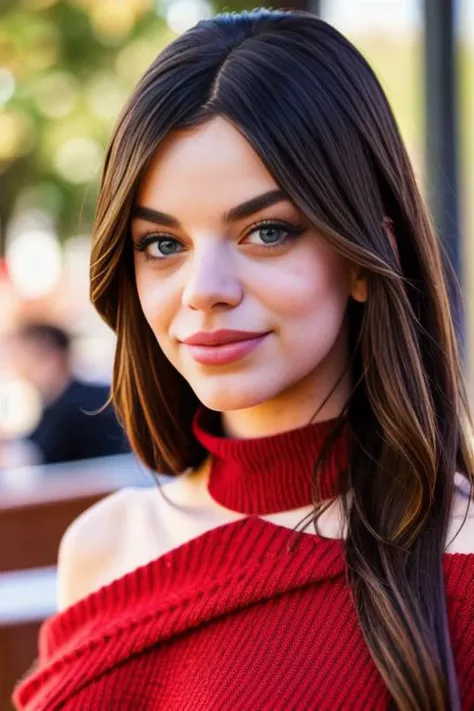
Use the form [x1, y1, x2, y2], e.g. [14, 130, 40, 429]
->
[135, 268, 176, 345]
[258, 247, 350, 329]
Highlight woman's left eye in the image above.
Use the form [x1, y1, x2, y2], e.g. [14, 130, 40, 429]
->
[244, 221, 303, 248]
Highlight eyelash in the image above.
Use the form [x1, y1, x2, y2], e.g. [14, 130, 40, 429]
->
[133, 219, 304, 262]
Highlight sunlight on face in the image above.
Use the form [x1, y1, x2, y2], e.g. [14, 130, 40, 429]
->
[132, 117, 356, 420]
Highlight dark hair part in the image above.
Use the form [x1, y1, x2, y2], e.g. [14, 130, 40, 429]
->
[90, 10, 473, 709]
[17, 322, 71, 354]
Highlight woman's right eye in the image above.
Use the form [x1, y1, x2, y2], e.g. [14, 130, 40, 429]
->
[134, 234, 184, 261]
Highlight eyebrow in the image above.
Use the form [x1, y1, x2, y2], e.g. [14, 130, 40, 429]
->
[132, 189, 289, 228]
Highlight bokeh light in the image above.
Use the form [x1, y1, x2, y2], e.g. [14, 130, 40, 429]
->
[166, 0, 212, 34]
[21, 21, 60, 71]
[86, 71, 128, 121]
[32, 72, 78, 119]
[0, 378, 41, 438]
[6, 212, 62, 298]
[0, 111, 36, 161]
[54, 137, 103, 184]
[0, 68, 15, 105]
[115, 36, 172, 86]
[91, 1, 138, 41]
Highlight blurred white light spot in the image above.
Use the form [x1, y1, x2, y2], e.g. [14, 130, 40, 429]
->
[0, 378, 41, 437]
[7, 209, 55, 240]
[86, 71, 128, 120]
[33, 72, 78, 119]
[320, 0, 422, 35]
[166, 0, 211, 34]
[6, 229, 62, 298]
[54, 137, 103, 184]
[63, 234, 91, 295]
[0, 68, 15, 105]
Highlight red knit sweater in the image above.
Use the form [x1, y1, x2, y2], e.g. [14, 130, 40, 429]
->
[13, 410, 474, 710]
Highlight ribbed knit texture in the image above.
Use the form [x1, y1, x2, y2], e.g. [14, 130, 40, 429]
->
[192, 406, 348, 513]
[12, 414, 474, 711]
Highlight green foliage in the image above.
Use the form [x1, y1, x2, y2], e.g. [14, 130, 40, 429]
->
[0, 0, 176, 251]
[2, 0, 471, 267]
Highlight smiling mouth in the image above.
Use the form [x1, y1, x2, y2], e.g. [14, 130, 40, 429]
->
[183, 333, 269, 366]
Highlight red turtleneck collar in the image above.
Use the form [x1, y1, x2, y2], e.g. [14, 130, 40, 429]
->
[192, 407, 348, 515]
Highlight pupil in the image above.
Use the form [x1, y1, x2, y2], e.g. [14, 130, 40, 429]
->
[261, 227, 280, 244]
[160, 239, 175, 255]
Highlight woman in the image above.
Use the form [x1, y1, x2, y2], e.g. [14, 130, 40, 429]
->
[14, 9, 474, 711]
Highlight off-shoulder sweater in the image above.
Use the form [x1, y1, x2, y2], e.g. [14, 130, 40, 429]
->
[13, 408, 474, 710]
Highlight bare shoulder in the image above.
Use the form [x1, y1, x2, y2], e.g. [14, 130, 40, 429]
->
[57, 464, 213, 611]
[57, 481, 182, 611]
[444, 472, 474, 554]
[57, 487, 143, 610]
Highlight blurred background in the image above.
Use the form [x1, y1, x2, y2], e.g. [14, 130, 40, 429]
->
[0, 0, 472, 707]
[0, 0, 473, 444]
[0, 0, 473, 446]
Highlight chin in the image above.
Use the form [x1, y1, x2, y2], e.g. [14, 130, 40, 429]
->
[190, 376, 277, 413]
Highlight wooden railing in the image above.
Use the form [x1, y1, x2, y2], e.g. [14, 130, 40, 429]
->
[0, 454, 154, 710]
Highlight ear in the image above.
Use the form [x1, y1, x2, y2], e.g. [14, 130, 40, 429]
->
[350, 266, 368, 303]
[349, 216, 400, 303]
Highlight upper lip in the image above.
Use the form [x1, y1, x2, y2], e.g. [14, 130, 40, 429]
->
[181, 330, 269, 346]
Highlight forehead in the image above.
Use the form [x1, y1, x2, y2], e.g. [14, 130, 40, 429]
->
[136, 116, 279, 213]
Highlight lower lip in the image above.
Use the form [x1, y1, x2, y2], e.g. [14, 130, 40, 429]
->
[183, 334, 269, 366]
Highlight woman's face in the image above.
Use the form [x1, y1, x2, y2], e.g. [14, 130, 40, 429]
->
[132, 117, 364, 424]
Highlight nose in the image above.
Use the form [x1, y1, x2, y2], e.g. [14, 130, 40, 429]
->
[182, 243, 243, 312]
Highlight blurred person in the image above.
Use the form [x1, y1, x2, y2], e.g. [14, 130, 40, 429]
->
[13, 10, 474, 711]
[1, 322, 129, 467]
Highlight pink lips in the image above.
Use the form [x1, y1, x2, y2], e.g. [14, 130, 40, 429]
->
[180, 329, 270, 366]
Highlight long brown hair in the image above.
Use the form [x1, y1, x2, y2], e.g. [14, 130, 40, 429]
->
[90, 10, 473, 709]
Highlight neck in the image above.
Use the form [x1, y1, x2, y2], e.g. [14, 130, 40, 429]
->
[192, 405, 349, 514]
[221, 366, 351, 439]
